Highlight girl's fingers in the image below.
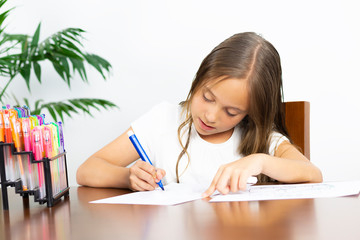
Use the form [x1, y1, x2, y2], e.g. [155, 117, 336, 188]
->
[131, 182, 142, 191]
[137, 161, 157, 176]
[203, 166, 251, 197]
[203, 157, 261, 197]
[131, 181, 154, 191]
[202, 167, 224, 198]
[238, 173, 250, 191]
[136, 164, 156, 182]
[230, 173, 240, 193]
[202, 184, 216, 198]
[155, 169, 166, 182]
[136, 177, 156, 191]
[132, 162, 167, 190]
[130, 161, 158, 190]
[215, 168, 232, 195]
[130, 172, 156, 191]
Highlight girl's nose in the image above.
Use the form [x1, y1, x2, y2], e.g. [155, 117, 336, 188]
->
[205, 106, 218, 123]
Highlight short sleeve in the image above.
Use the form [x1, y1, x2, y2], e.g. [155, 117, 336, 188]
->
[268, 132, 289, 156]
[130, 101, 178, 164]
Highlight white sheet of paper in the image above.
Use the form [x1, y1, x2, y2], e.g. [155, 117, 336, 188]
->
[90, 181, 360, 206]
[90, 182, 207, 205]
[209, 181, 360, 202]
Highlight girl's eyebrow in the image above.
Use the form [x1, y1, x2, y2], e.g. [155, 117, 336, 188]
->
[204, 88, 246, 113]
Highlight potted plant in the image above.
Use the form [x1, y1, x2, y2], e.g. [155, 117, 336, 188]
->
[0, 0, 117, 121]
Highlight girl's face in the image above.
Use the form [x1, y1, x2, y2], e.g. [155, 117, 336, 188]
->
[190, 78, 249, 143]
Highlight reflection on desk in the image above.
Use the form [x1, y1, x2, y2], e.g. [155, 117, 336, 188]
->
[1, 186, 360, 240]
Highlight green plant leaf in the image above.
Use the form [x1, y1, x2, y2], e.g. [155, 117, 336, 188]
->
[0, 3, 115, 118]
[19, 62, 31, 91]
[45, 104, 57, 120]
[34, 99, 44, 110]
[62, 38, 83, 55]
[23, 98, 30, 107]
[57, 46, 83, 60]
[0, 0, 14, 36]
[0, 9, 11, 35]
[28, 98, 118, 122]
[3, 33, 28, 42]
[45, 54, 66, 82]
[53, 102, 78, 121]
[80, 98, 100, 111]
[31, 23, 41, 52]
[0, 55, 16, 76]
[32, 61, 41, 83]
[59, 57, 71, 85]
[0, 0, 8, 9]
[68, 98, 91, 115]
[69, 57, 87, 82]
[51, 61, 66, 82]
[83, 53, 106, 79]
[20, 36, 29, 60]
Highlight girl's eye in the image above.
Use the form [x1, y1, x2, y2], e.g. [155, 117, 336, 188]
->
[226, 111, 238, 117]
[203, 93, 213, 102]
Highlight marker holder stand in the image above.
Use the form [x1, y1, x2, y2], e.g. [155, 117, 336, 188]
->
[0, 142, 70, 210]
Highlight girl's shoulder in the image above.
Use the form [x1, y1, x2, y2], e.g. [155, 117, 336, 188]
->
[132, 101, 181, 135]
[147, 101, 181, 121]
[268, 131, 289, 156]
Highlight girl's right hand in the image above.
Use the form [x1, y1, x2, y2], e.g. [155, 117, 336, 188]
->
[128, 160, 166, 191]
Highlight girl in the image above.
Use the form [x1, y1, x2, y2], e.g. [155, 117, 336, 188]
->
[76, 32, 323, 196]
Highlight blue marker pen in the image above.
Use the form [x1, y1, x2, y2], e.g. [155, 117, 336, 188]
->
[127, 130, 165, 190]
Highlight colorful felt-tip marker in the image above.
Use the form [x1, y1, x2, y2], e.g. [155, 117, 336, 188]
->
[127, 130, 164, 190]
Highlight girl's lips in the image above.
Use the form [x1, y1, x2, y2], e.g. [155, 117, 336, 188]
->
[198, 118, 215, 131]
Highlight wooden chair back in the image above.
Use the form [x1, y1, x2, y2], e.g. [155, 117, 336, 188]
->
[283, 101, 310, 159]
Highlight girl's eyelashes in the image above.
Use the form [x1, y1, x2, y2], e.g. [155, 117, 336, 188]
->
[203, 92, 238, 117]
[203, 93, 214, 102]
[226, 111, 238, 117]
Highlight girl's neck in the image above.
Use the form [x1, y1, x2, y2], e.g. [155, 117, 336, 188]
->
[198, 128, 234, 144]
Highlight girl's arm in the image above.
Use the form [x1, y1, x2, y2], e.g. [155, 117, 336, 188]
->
[76, 127, 165, 190]
[262, 141, 323, 183]
[202, 141, 323, 197]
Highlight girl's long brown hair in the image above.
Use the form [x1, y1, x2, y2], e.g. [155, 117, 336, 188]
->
[176, 32, 290, 183]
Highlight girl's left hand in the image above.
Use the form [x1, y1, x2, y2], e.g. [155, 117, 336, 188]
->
[202, 154, 265, 198]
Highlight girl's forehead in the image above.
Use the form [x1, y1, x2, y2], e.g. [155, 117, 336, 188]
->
[203, 78, 250, 110]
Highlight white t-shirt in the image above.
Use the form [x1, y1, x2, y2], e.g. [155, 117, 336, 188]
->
[131, 102, 288, 187]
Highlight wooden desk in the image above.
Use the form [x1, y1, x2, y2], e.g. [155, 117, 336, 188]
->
[1, 186, 360, 240]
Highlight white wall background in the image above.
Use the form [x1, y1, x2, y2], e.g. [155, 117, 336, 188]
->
[2, 0, 360, 186]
